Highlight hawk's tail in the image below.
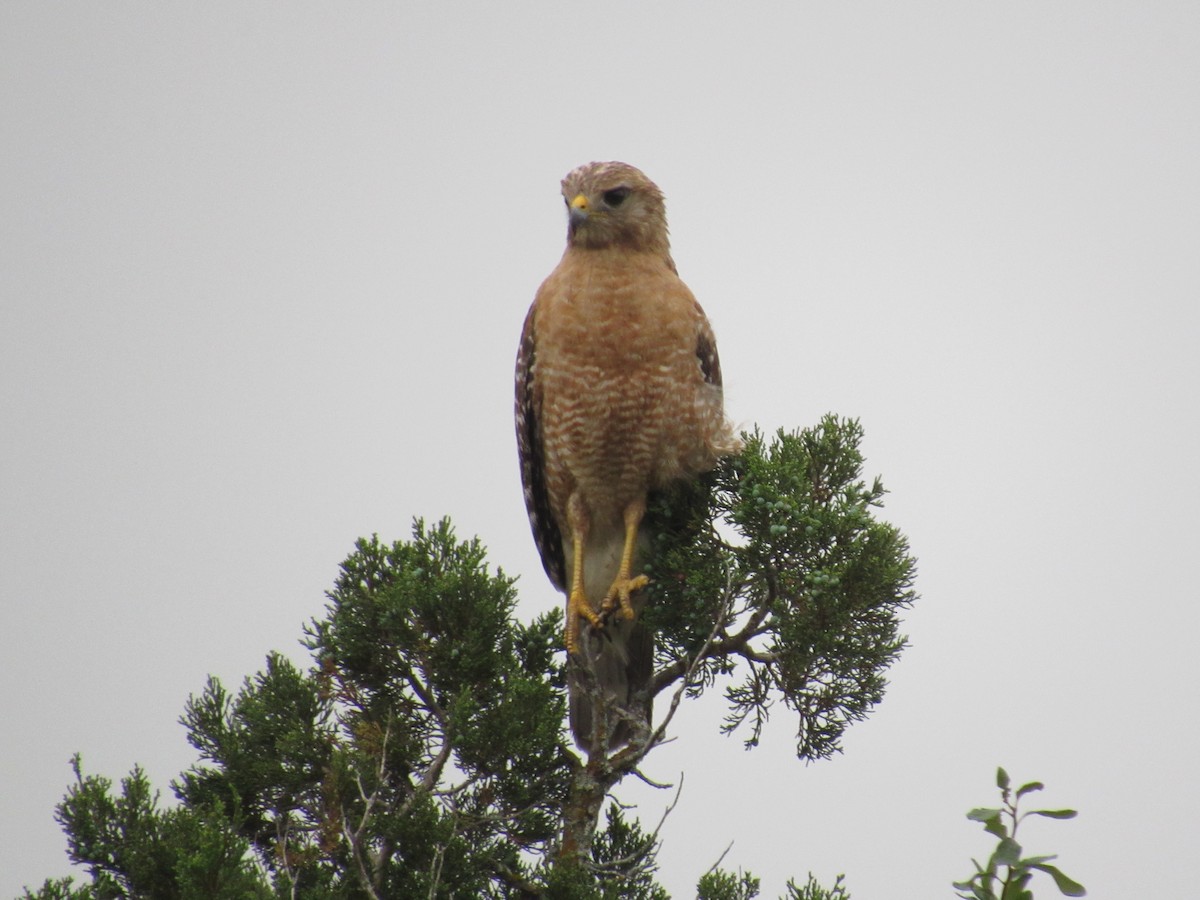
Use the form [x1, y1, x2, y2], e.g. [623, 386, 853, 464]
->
[568, 601, 653, 751]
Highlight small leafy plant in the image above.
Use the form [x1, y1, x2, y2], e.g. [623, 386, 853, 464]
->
[954, 767, 1086, 899]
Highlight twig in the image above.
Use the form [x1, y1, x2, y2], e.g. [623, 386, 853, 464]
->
[646, 774, 684, 845]
[704, 840, 735, 878]
[630, 767, 674, 790]
[587, 776, 685, 877]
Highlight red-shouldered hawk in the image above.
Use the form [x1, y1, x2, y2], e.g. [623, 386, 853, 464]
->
[515, 162, 739, 750]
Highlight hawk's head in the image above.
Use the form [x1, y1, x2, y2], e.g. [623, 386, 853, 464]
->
[560, 161, 671, 258]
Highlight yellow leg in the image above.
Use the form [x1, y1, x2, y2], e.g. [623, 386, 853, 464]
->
[565, 496, 603, 657]
[602, 497, 650, 622]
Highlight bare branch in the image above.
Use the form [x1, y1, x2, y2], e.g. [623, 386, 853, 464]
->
[490, 859, 544, 898]
[427, 839, 446, 900]
[630, 767, 675, 790]
[586, 776, 684, 879]
[703, 840, 735, 878]
[737, 645, 777, 664]
[341, 811, 383, 900]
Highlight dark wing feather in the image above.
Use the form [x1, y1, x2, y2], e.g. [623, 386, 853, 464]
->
[515, 305, 566, 592]
[695, 311, 724, 388]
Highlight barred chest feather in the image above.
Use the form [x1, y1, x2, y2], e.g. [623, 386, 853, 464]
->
[532, 251, 728, 530]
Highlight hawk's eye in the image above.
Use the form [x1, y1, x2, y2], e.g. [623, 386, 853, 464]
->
[603, 187, 630, 208]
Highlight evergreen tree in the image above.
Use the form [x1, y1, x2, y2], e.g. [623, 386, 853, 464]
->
[24, 417, 919, 898]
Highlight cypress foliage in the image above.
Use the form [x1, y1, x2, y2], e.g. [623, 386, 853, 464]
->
[25, 419, 922, 899]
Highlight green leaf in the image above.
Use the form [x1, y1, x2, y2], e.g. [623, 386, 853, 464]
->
[991, 836, 1022, 868]
[958, 880, 993, 900]
[1029, 863, 1087, 897]
[967, 807, 1007, 840]
[996, 767, 1010, 790]
[999, 870, 1032, 900]
[1028, 808, 1077, 820]
[1018, 854, 1058, 867]
[1015, 781, 1043, 798]
[966, 807, 1003, 824]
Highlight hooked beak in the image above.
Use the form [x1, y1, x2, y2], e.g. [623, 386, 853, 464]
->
[568, 192, 589, 228]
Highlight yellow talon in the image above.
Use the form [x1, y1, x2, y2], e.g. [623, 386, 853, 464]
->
[600, 497, 650, 622]
[566, 585, 604, 657]
[563, 495, 650, 653]
[603, 573, 649, 621]
[564, 494, 604, 657]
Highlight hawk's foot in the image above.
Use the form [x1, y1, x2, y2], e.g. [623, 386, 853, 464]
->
[601, 574, 649, 623]
[565, 586, 604, 657]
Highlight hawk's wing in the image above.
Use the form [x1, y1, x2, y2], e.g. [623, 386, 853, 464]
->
[515, 304, 566, 593]
[694, 303, 724, 390]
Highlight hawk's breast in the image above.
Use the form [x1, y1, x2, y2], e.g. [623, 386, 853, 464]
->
[533, 253, 728, 528]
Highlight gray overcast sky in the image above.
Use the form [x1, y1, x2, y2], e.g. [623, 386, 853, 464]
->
[2, 3, 1197, 897]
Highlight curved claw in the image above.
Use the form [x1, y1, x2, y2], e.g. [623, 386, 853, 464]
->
[602, 573, 650, 622]
[566, 586, 604, 657]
